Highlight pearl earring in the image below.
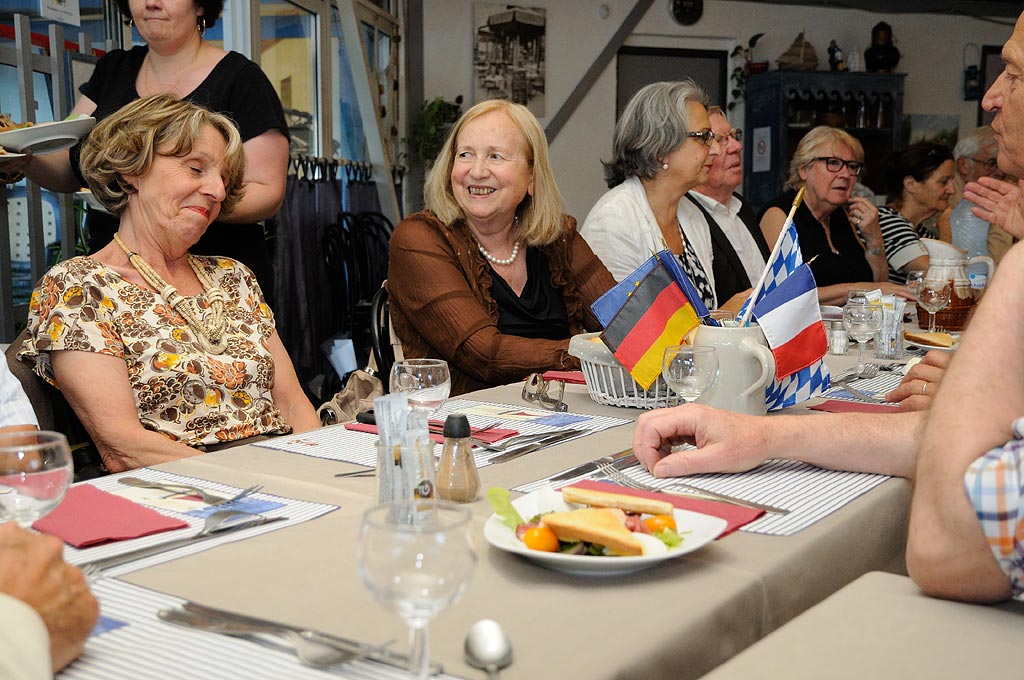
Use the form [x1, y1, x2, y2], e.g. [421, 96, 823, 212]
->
[662, 163, 669, 171]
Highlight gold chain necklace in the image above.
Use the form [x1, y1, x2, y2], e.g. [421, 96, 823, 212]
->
[142, 46, 201, 96]
[114, 234, 229, 354]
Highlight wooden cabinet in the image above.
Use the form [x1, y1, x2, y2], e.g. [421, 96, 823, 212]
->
[741, 70, 905, 213]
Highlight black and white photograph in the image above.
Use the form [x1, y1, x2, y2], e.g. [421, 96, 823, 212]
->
[473, 3, 546, 116]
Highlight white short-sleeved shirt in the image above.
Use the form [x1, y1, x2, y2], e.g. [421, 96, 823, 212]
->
[0, 359, 38, 429]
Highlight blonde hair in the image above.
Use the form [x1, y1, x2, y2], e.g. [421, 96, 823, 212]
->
[424, 99, 564, 246]
[80, 94, 246, 216]
[786, 126, 864, 189]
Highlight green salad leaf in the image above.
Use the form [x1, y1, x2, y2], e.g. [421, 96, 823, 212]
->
[652, 527, 683, 549]
[487, 487, 524, 530]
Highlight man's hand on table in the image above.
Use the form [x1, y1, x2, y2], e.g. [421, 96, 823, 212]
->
[633, 404, 772, 478]
[0, 523, 99, 671]
[884, 350, 951, 412]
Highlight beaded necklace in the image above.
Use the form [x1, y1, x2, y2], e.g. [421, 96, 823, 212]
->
[114, 234, 229, 354]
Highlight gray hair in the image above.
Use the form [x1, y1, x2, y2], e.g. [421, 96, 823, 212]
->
[602, 80, 710, 188]
[952, 125, 996, 160]
[786, 125, 864, 190]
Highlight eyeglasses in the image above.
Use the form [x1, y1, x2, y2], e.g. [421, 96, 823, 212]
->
[521, 373, 567, 412]
[812, 157, 864, 175]
[686, 129, 719, 147]
[718, 128, 743, 143]
[968, 157, 999, 171]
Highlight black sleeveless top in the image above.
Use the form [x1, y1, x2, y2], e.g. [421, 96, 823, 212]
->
[489, 247, 570, 340]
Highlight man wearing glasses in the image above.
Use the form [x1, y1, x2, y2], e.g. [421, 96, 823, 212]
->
[949, 126, 1015, 262]
[680, 107, 771, 309]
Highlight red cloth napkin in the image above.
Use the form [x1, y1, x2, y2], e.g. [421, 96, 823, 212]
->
[561, 480, 762, 538]
[344, 422, 518, 445]
[542, 370, 586, 384]
[32, 484, 188, 548]
[810, 399, 899, 414]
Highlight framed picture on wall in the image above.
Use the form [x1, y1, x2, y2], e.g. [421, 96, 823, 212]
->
[978, 45, 1002, 126]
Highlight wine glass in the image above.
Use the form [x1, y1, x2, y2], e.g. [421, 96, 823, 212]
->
[917, 280, 952, 333]
[390, 359, 451, 415]
[905, 269, 926, 297]
[661, 345, 719, 407]
[358, 501, 476, 680]
[0, 430, 73, 527]
[843, 302, 883, 374]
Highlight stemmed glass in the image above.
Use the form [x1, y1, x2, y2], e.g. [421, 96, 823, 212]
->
[358, 501, 476, 680]
[917, 280, 952, 333]
[661, 345, 719, 407]
[390, 359, 451, 415]
[0, 430, 73, 527]
[905, 269, 926, 297]
[843, 302, 884, 374]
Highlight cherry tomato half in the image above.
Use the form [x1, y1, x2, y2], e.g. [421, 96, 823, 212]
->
[523, 526, 560, 552]
[643, 514, 677, 533]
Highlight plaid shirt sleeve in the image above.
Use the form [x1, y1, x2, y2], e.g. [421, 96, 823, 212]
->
[0, 360, 38, 429]
[963, 417, 1024, 599]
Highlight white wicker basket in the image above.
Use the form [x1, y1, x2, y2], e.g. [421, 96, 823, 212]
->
[568, 333, 672, 409]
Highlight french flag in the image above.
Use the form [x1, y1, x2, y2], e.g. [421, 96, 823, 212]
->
[752, 263, 828, 380]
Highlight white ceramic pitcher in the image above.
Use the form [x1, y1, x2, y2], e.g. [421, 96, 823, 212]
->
[920, 238, 995, 282]
[691, 323, 775, 416]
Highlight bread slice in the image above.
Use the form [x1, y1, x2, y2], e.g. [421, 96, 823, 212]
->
[540, 508, 643, 556]
[562, 486, 674, 516]
[904, 330, 954, 348]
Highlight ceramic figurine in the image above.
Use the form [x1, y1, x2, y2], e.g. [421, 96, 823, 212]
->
[865, 21, 900, 73]
[828, 40, 847, 71]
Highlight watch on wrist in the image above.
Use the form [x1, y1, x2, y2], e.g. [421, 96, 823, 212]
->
[865, 244, 884, 256]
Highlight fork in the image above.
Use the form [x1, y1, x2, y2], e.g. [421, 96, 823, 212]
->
[832, 364, 879, 383]
[470, 429, 583, 452]
[118, 477, 262, 505]
[594, 459, 790, 515]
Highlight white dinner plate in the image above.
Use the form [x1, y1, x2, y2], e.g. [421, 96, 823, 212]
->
[904, 332, 961, 352]
[0, 117, 96, 154]
[483, 487, 727, 576]
[0, 150, 26, 159]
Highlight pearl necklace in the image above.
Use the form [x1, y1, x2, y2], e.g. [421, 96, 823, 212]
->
[114, 234, 229, 354]
[477, 240, 520, 266]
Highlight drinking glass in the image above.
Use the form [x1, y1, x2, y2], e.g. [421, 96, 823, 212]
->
[390, 359, 451, 414]
[358, 501, 476, 680]
[917, 280, 952, 333]
[846, 289, 871, 306]
[843, 302, 883, 373]
[905, 269, 926, 297]
[0, 431, 73, 527]
[661, 345, 719, 407]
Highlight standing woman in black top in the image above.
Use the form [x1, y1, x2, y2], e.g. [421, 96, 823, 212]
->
[758, 126, 911, 304]
[0, 0, 288, 297]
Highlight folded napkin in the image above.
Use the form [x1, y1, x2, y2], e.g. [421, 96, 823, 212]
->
[344, 422, 518, 445]
[563, 480, 762, 538]
[810, 399, 899, 414]
[542, 370, 586, 384]
[33, 484, 188, 548]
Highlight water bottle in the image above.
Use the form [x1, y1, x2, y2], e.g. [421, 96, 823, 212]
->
[951, 198, 990, 261]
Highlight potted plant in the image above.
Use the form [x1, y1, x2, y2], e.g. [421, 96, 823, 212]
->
[407, 95, 463, 168]
[728, 33, 766, 112]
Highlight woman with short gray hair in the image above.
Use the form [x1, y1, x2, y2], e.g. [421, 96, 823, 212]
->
[581, 80, 736, 311]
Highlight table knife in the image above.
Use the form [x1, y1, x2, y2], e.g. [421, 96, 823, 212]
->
[486, 429, 586, 464]
[546, 448, 636, 484]
[79, 516, 287, 571]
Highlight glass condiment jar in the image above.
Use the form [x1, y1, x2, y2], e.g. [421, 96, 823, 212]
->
[436, 414, 480, 503]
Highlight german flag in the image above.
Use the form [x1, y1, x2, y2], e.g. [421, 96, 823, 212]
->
[600, 262, 700, 390]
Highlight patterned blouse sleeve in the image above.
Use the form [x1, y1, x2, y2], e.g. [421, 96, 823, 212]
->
[963, 415, 1024, 599]
[18, 260, 126, 386]
[221, 257, 276, 337]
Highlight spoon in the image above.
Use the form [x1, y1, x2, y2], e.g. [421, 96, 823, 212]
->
[464, 619, 513, 679]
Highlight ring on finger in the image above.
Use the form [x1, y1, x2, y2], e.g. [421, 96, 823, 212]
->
[921, 381, 928, 395]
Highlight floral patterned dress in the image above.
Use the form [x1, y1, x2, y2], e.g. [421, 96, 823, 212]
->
[18, 256, 291, 446]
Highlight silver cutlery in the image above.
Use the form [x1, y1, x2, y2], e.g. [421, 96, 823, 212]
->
[117, 477, 263, 505]
[596, 456, 791, 515]
[81, 510, 286, 578]
[831, 377, 887, 403]
[175, 601, 440, 674]
[486, 430, 586, 464]
[333, 469, 375, 478]
[832, 364, 879, 383]
[160, 607, 362, 669]
[471, 428, 584, 452]
[545, 448, 637, 484]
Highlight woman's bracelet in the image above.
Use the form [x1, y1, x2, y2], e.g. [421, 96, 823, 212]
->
[864, 243, 885, 256]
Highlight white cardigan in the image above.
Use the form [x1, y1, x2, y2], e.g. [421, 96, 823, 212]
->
[579, 176, 717, 306]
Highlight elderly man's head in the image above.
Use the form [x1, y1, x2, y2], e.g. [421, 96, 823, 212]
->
[952, 126, 1002, 183]
[982, 12, 1024, 177]
[694, 107, 743, 203]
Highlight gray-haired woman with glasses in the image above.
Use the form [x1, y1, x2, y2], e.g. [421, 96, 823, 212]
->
[877, 142, 956, 284]
[758, 126, 909, 304]
[581, 80, 735, 311]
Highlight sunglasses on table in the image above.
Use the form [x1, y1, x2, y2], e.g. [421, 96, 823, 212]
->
[812, 157, 864, 175]
[521, 373, 568, 412]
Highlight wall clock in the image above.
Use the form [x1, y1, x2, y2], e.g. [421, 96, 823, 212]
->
[670, 0, 703, 26]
